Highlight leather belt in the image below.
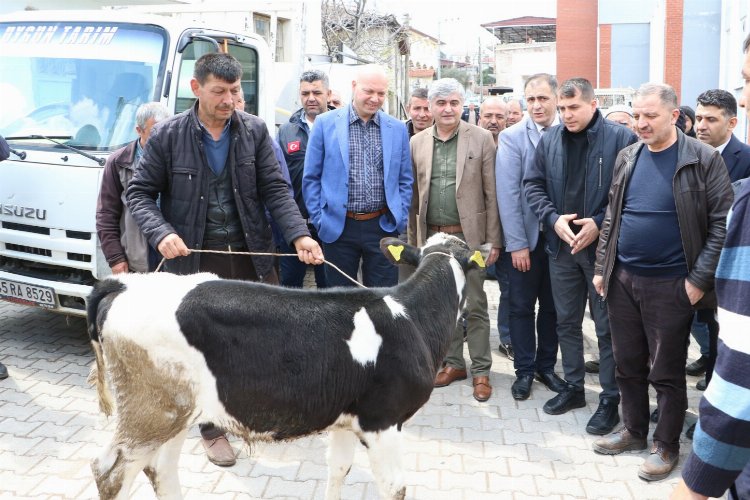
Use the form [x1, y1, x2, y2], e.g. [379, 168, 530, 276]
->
[346, 207, 388, 221]
[428, 223, 463, 234]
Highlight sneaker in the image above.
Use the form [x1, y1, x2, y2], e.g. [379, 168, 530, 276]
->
[498, 343, 514, 360]
[685, 355, 708, 377]
[593, 427, 648, 455]
[586, 399, 620, 435]
[202, 434, 237, 467]
[638, 444, 678, 481]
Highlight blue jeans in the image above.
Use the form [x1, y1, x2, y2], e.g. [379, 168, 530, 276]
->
[689, 313, 709, 357]
[279, 238, 328, 288]
[322, 217, 398, 287]
[494, 257, 511, 345]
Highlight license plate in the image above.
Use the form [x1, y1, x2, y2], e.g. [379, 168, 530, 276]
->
[0, 279, 57, 308]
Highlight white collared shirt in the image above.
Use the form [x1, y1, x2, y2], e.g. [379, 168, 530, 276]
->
[716, 137, 731, 155]
[535, 115, 561, 135]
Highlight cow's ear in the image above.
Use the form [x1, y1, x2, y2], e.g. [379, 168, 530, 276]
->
[467, 243, 493, 269]
[380, 238, 420, 266]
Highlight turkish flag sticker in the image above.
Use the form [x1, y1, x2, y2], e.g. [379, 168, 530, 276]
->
[287, 140, 301, 153]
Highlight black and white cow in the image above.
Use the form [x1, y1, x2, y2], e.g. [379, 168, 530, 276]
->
[86, 233, 490, 499]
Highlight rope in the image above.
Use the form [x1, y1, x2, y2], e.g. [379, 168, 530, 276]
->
[153, 249, 366, 288]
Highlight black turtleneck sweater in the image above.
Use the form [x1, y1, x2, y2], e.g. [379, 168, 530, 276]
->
[562, 111, 599, 233]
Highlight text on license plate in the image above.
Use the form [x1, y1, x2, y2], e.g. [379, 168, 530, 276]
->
[0, 279, 57, 308]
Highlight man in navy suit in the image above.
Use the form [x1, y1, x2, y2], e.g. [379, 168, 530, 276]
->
[303, 65, 413, 287]
[695, 89, 750, 184]
[689, 88, 750, 402]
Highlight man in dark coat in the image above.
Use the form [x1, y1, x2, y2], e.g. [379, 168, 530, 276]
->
[127, 52, 322, 467]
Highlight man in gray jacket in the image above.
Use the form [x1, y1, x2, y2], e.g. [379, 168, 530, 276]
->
[496, 73, 565, 401]
[127, 52, 322, 467]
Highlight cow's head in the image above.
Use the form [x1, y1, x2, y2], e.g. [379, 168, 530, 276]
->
[380, 234, 490, 271]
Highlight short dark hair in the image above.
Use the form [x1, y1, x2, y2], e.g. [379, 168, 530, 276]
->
[524, 73, 557, 93]
[194, 53, 242, 84]
[300, 69, 329, 88]
[410, 87, 428, 100]
[696, 89, 738, 118]
[558, 77, 595, 101]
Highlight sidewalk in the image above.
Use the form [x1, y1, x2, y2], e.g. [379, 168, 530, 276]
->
[0, 279, 707, 499]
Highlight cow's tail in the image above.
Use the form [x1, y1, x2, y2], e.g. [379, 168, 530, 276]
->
[86, 279, 126, 417]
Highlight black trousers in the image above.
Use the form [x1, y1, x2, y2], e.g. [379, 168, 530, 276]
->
[607, 266, 694, 453]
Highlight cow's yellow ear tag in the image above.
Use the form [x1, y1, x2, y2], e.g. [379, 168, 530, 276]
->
[469, 251, 486, 268]
[388, 244, 405, 261]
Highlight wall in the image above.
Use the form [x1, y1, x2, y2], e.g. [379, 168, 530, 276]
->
[557, 0, 598, 83]
[680, 0, 721, 107]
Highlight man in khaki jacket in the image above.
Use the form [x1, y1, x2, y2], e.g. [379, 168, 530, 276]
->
[408, 78, 503, 401]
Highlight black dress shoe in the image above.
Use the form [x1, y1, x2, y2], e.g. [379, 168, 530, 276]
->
[535, 371, 567, 393]
[511, 374, 534, 400]
[696, 378, 707, 391]
[685, 355, 708, 376]
[0, 361, 7, 380]
[586, 399, 620, 435]
[650, 408, 659, 423]
[543, 387, 586, 415]
[584, 360, 600, 373]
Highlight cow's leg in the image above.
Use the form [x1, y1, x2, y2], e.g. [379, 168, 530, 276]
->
[325, 429, 358, 500]
[362, 426, 405, 500]
[144, 429, 188, 500]
[92, 439, 157, 500]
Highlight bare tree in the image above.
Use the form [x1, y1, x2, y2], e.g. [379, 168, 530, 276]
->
[321, 0, 406, 64]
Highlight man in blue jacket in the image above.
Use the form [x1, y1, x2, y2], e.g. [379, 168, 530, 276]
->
[303, 65, 412, 287]
[277, 69, 333, 288]
[524, 77, 637, 435]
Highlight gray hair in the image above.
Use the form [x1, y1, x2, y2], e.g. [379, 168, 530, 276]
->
[300, 69, 329, 88]
[428, 78, 465, 102]
[635, 82, 678, 109]
[136, 102, 171, 129]
[410, 87, 428, 100]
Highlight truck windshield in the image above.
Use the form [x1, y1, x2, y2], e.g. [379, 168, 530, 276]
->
[0, 22, 167, 151]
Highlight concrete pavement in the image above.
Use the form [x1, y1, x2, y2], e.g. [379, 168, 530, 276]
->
[0, 279, 709, 499]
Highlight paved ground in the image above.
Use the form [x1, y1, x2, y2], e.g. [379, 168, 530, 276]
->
[0, 278, 709, 499]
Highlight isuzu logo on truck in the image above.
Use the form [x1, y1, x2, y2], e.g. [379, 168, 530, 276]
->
[0, 204, 47, 221]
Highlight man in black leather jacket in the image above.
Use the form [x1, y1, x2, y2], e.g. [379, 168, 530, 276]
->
[591, 83, 733, 482]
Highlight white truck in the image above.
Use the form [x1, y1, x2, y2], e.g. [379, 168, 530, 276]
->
[0, 10, 274, 315]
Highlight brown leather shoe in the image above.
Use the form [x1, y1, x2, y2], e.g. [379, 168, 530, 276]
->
[592, 427, 648, 455]
[434, 366, 467, 387]
[638, 444, 678, 481]
[472, 376, 492, 402]
[202, 434, 237, 467]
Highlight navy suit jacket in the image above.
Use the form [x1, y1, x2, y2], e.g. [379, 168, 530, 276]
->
[721, 134, 750, 183]
[302, 105, 413, 243]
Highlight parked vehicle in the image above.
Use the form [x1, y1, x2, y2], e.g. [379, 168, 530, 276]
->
[0, 10, 273, 315]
